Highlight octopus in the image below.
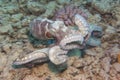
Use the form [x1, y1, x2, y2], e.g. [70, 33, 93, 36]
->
[13, 5, 102, 67]
[53, 4, 88, 26]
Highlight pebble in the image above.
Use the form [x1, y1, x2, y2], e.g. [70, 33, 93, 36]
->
[105, 26, 116, 34]
[3, 5, 19, 14]
[2, 44, 12, 54]
[65, 66, 79, 76]
[27, 1, 45, 15]
[23, 75, 40, 80]
[113, 63, 120, 72]
[101, 57, 111, 72]
[0, 35, 5, 42]
[19, 28, 28, 34]
[118, 53, 120, 63]
[91, 0, 116, 13]
[73, 59, 84, 68]
[56, 0, 70, 5]
[12, 21, 22, 29]
[0, 53, 7, 72]
[67, 57, 77, 66]
[41, 1, 57, 18]
[11, 13, 23, 22]
[0, 24, 13, 34]
[85, 49, 97, 56]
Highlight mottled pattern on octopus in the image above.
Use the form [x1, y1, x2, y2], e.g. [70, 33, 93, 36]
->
[13, 7, 102, 67]
[13, 19, 88, 66]
[53, 4, 87, 26]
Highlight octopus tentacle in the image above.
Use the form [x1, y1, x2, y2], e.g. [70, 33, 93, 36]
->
[49, 46, 68, 65]
[13, 48, 49, 65]
[89, 24, 102, 38]
[59, 33, 84, 50]
[74, 14, 89, 37]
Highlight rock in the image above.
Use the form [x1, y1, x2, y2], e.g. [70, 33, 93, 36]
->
[111, 5, 120, 21]
[118, 53, 120, 63]
[117, 74, 120, 80]
[21, 35, 28, 39]
[11, 13, 23, 22]
[0, 14, 11, 25]
[73, 0, 87, 6]
[56, 0, 70, 5]
[113, 63, 120, 72]
[21, 18, 30, 27]
[27, 1, 45, 15]
[85, 49, 97, 56]
[39, 0, 48, 4]
[3, 5, 19, 14]
[12, 21, 22, 29]
[65, 66, 79, 76]
[0, 0, 2, 6]
[110, 45, 120, 56]
[21, 15, 36, 27]
[102, 26, 117, 42]
[2, 44, 12, 54]
[0, 24, 13, 34]
[23, 75, 40, 80]
[91, 0, 119, 13]
[109, 67, 117, 77]
[0, 53, 7, 72]
[99, 69, 109, 80]
[73, 74, 87, 80]
[101, 57, 111, 72]
[0, 35, 5, 42]
[11, 68, 31, 80]
[94, 14, 102, 22]
[18, 28, 28, 34]
[73, 59, 84, 68]
[88, 14, 102, 23]
[105, 26, 116, 34]
[41, 1, 57, 18]
[67, 57, 78, 66]
[101, 42, 109, 49]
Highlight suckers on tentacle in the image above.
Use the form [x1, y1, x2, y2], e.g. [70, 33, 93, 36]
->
[49, 46, 68, 65]
[13, 48, 49, 65]
[59, 33, 84, 50]
[74, 14, 89, 37]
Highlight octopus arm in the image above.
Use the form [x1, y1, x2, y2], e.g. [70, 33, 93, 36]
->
[13, 48, 49, 65]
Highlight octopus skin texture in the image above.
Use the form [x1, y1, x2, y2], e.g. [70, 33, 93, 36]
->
[53, 4, 88, 26]
[13, 18, 87, 66]
[13, 12, 102, 67]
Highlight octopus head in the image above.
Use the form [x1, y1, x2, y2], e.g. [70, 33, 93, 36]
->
[48, 21, 68, 36]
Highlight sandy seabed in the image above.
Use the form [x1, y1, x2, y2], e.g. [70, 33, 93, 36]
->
[0, 0, 120, 80]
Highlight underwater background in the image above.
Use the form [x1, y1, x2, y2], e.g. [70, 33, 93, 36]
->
[0, 0, 120, 80]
